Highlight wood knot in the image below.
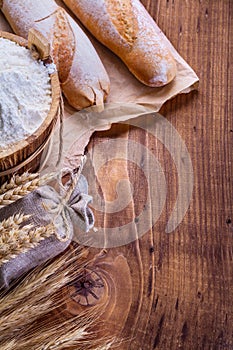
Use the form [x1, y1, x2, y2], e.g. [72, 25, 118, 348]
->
[68, 269, 105, 306]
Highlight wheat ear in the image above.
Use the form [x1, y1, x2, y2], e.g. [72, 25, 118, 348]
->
[0, 247, 89, 314]
[0, 340, 16, 350]
[0, 172, 39, 194]
[0, 172, 56, 207]
[0, 213, 31, 231]
[0, 247, 117, 350]
[17, 324, 115, 350]
[0, 221, 54, 267]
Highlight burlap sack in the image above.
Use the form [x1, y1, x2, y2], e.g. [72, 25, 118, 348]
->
[0, 174, 94, 289]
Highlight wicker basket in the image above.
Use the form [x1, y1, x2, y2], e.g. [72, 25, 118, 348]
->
[0, 31, 61, 185]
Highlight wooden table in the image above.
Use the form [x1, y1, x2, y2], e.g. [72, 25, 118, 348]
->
[0, 1, 232, 349]
[80, 1, 232, 349]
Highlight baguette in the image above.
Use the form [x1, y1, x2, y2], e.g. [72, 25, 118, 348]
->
[1, 0, 110, 110]
[62, 0, 177, 87]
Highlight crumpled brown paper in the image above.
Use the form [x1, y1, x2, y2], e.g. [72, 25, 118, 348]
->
[40, 103, 160, 173]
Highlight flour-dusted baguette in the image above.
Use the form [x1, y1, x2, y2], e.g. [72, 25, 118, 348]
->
[1, 0, 110, 110]
[62, 0, 177, 87]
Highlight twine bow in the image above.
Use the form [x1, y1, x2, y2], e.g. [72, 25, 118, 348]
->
[37, 157, 94, 242]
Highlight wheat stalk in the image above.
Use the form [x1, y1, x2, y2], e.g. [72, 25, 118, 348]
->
[0, 222, 54, 267]
[0, 246, 89, 315]
[0, 300, 53, 334]
[21, 324, 89, 349]
[0, 249, 82, 335]
[0, 172, 39, 194]
[10, 308, 115, 350]
[0, 340, 16, 350]
[0, 318, 115, 350]
[96, 343, 116, 350]
[24, 327, 115, 350]
[0, 247, 89, 319]
[0, 247, 117, 350]
[0, 266, 82, 336]
[0, 213, 31, 232]
[0, 172, 56, 207]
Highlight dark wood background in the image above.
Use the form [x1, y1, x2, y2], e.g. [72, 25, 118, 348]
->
[0, 0, 232, 349]
[83, 1, 233, 349]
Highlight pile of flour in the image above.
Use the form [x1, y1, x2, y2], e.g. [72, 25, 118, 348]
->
[0, 37, 52, 148]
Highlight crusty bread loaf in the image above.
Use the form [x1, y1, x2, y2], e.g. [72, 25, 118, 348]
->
[1, 0, 110, 110]
[62, 0, 177, 87]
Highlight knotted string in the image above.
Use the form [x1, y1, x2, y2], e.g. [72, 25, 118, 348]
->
[46, 156, 88, 242]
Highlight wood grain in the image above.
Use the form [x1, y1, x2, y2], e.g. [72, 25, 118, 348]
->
[67, 1, 232, 349]
[1, 0, 232, 349]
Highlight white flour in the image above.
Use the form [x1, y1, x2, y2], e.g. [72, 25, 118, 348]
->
[0, 37, 52, 148]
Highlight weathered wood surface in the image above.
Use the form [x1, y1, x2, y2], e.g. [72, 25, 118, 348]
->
[70, 1, 232, 349]
[0, 0, 232, 349]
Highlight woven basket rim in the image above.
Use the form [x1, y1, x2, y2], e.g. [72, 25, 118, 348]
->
[0, 30, 61, 160]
